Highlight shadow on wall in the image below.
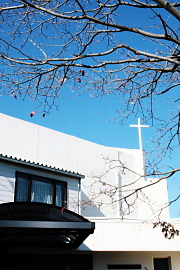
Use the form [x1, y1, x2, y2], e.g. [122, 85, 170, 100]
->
[80, 191, 105, 217]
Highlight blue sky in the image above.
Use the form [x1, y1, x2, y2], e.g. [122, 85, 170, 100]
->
[0, 1, 179, 218]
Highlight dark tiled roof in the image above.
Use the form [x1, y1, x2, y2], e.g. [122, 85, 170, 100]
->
[0, 154, 84, 179]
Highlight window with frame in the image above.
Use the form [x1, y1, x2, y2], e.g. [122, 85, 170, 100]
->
[15, 172, 67, 207]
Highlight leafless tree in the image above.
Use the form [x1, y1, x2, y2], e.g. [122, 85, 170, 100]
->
[77, 154, 180, 238]
[0, 1, 180, 221]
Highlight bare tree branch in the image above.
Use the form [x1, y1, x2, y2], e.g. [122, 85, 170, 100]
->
[0, 1, 179, 215]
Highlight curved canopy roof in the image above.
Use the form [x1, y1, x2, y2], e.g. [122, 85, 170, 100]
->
[0, 202, 95, 251]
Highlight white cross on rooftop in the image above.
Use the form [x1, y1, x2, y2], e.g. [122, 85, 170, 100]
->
[130, 118, 149, 151]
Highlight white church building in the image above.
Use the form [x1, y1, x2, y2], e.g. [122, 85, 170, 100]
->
[0, 113, 179, 270]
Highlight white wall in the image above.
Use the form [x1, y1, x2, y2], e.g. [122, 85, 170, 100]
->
[80, 220, 180, 251]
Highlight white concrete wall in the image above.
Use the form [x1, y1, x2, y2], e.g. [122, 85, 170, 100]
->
[138, 177, 170, 220]
[0, 113, 170, 221]
[80, 220, 180, 251]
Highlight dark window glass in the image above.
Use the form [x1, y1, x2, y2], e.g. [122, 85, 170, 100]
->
[15, 175, 29, 201]
[56, 184, 64, 207]
[153, 258, 170, 270]
[108, 265, 141, 269]
[15, 172, 67, 207]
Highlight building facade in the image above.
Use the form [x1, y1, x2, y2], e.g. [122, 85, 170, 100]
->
[0, 113, 179, 270]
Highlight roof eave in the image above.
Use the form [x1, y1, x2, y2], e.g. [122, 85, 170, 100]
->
[0, 154, 85, 179]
